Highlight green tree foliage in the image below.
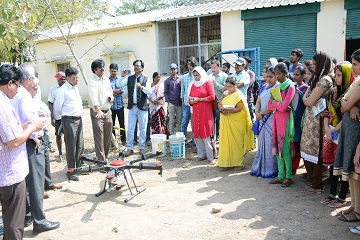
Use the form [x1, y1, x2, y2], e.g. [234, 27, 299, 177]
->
[0, 0, 107, 63]
[115, 0, 192, 15]
[0, 0, 37, 63]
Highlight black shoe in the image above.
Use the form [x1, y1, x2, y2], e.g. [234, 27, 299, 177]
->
[33, 221, 60, 235]
[24, 216, 33, 227]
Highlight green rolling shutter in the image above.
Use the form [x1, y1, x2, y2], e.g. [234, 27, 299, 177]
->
[244, 14, 317, 68]
[346, 8, 360, 40]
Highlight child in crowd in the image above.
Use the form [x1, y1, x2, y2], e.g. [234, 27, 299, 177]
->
[268, 63, 295, 187]
[291, 66, 308, 174]
[321, 63, 354, 207]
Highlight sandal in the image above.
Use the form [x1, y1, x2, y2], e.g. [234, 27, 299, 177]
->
[197, 157, 207, 161]
[302, 187, 323, 195]
[349, 226, 360, 235]
[281, 179, 292, 187]
[209, 160, 217, 166]
[338, 211, 360, 222]
[269, 178, 283, 184]
[338, 207, 355, 216]
[329, 198, 347, 208]
[320, 195, 337, 204]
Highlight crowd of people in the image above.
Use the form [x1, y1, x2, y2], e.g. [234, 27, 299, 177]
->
[250, 49, 360, 235]
[1, 47, 360, 239]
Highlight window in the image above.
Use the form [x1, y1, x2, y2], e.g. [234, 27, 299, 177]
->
[158, 15, 221, 75]
[178, 18, 198, 46]
[57, 62, 70, 72]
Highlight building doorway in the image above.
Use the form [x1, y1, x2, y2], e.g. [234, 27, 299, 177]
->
[346, 39, 360, 61]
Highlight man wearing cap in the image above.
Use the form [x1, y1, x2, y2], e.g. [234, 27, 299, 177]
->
[48, 71, 66, 161]
[164, 63, 182, 135]
[233, 57, 250, 101]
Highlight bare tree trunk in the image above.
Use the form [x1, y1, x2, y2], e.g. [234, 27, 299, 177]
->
[67, 44, 88, 85]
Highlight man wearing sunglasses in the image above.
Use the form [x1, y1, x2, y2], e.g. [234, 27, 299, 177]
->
[88, 59, 114, 163]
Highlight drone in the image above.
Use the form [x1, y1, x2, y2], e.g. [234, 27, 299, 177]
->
[67, 147, 163, 202]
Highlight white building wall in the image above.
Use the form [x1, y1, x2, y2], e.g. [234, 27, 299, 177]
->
[317, 0, 346, 62]
[220, 10, 245, 65]
[35, 24, 158, 103]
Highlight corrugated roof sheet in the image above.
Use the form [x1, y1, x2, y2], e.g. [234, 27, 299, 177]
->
[155, 0, 324, 21]
[37, 0, 324, 41]
[36, 8, 173, 41]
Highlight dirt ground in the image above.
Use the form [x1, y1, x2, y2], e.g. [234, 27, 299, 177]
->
[1, 108, 359, 240]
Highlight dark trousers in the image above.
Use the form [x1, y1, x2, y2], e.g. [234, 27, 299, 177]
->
[0, 180, 26, 240]
[330, 166, 349, 199]
[43, 128, 52, 187]
[90, 109, 112, 161]
[62, 116, 84, 168]
[111, 108, 126, 142]
[25, 139, 47, 225]
[213, 109, 220, 139]
[304, 159, 323, 189]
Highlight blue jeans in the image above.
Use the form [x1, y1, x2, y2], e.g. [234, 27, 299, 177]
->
[127, 106, 148, 150]
[134, 109, 150, 142]
[181, 105, 191, 137]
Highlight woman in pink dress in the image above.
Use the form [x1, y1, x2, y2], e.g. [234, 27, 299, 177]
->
[188, 66, 217, 165]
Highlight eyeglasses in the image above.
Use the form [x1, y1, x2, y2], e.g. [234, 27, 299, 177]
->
[12, 82, 19, 88]
[97, 66, 105, 69]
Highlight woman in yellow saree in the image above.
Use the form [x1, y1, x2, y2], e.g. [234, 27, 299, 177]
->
[218, 76, 254, 168]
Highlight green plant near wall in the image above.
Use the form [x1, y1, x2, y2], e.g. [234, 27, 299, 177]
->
[82, 100, 89, 108]
[113, 126, 125, 149]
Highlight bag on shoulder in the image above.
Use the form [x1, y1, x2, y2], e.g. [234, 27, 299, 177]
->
[212, 95, 219, 110]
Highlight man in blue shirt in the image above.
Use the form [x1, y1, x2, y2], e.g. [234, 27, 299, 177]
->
[164, 63, 182, 135]
[109, 63, 126, 146]
[289, 48, 303, 79]
[181, 56, 198, 137]
[233, 57, 250, 102]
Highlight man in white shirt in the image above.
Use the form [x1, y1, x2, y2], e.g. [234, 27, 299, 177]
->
[233, 57, 250, 102]
[11, 63, 60, 235]
[119, 60, 152, 156]
[54, 67, 84, 181]
[48, 71, 66, 161]
[0, 64, 44, 240]
[88, 59, 113, 162]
